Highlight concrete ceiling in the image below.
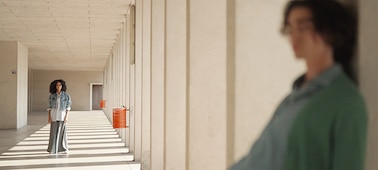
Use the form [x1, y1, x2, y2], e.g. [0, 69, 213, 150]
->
[0, 0, 132, 71]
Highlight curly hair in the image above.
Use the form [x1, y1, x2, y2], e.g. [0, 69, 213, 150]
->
[49, 79, 67, 94]
[281, 0, 357, 82]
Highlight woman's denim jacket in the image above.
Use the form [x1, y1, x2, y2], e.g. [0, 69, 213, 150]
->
[48, 91, 72, 111]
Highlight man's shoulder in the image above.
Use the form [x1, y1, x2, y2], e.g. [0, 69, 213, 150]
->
[303, 73, 365, 111]
[323, 73, 362, 99]
[316, 73, 366, 111]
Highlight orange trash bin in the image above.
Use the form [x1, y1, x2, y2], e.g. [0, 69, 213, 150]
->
[100, 100, 105, 108]
[112, 107, 127, 128]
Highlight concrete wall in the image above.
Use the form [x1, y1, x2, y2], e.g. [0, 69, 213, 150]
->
[233, 0, 304, 162]
[359, 0, 378, 169]
[0, 42, 18, 129]
[0, 41, 28, 129]
[30, 70, 103, 111]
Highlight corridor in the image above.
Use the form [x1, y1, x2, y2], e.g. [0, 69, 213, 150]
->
[1, 0, 378, 169]
[0, 111, 139, 170]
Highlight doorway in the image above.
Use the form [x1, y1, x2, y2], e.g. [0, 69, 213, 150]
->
[91, 84, 103, 110]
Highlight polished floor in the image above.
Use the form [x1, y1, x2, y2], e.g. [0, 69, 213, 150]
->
[0, 111, 140, 170]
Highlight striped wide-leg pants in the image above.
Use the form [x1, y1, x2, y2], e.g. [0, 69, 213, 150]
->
[47, 121, 68, 153]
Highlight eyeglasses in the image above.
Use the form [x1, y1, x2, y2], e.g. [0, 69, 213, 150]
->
[283, 18, 315, 36]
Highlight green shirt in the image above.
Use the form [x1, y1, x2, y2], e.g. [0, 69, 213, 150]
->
[231, 65, 367, 170]
[284, 68, 367, 170]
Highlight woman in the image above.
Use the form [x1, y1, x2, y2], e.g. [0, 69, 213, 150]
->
[47, 79, 72, 154]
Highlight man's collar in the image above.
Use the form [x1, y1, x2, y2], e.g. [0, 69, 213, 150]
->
[293, 64, 342, 90]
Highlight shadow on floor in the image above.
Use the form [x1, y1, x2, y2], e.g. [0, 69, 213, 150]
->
[0, 111, 140, 170]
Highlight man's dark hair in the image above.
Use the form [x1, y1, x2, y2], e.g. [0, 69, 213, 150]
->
[281, 0, 357, 82]
[49, 79, 67, 94]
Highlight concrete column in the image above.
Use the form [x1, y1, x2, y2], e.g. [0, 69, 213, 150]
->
[134, 0, 143, 162]
[114, 32, 127, 142]
[359, 0, 378, 169]
[141, 0, 152, 169]
[17, 42, 28, 129]
[188, 0, 233, 169]
[125, 12, 133, 152]
[150, 0, 165, 169]
[165, 0, 187, 169]
[0, 41, 28, 129]
[226, 0, 236, 166]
